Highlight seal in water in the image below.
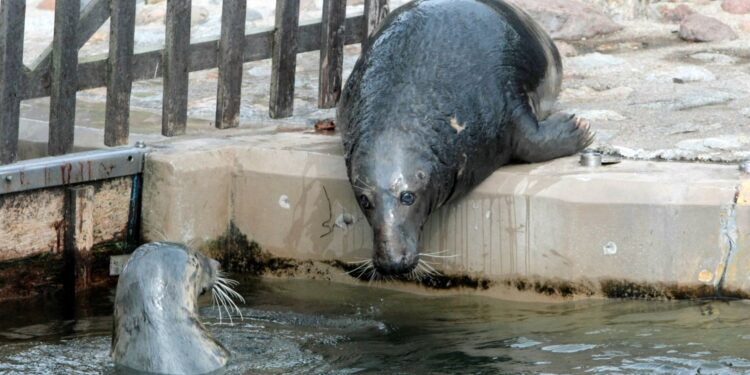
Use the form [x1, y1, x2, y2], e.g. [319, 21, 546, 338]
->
[337, 0, 592, 275]
[111, 242, 244, 374]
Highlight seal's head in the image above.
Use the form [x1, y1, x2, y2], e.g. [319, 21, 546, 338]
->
[112, 242, 242, 375]
[348, 131, 451, 276]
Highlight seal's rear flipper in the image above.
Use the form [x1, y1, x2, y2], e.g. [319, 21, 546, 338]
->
[511, 107, 594, 163]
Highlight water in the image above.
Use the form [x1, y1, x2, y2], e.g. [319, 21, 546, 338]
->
[2, 278, 750, 374]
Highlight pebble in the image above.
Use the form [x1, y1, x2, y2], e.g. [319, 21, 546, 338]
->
[679, 14, 739, 42]
[646, 66, 715, 83]
[567, 53, 625, 70]
[721, 0, 750, 14]
[507, 0, 622, 40]
[659, 4, 695, 23]
[689, 52, 738, 65]
[741, 108, 750, 118]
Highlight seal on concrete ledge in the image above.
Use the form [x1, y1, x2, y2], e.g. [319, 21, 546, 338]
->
[111, 242, 244, 374]
[337, 0, 592, 275]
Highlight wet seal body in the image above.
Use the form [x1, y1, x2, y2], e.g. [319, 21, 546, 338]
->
[112, 242, 237, 374]
[337, 0, 592, 275]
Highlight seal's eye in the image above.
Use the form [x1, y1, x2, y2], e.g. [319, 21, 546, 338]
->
[358, 195, 372, 209]
[400, 191, 416, 206]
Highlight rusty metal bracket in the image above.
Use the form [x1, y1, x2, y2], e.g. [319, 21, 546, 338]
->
[0, 146, 147, 194]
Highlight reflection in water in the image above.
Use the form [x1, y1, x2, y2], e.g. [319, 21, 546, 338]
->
[1, 278, 750, 374]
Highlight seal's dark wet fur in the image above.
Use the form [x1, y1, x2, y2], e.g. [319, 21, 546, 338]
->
[337, 0, 592, 275]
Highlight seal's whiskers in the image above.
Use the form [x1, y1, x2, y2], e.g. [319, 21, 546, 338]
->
[212, 273, 245, 324]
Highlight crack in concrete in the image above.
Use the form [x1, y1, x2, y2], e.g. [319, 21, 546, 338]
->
[716, 184, 740, 295]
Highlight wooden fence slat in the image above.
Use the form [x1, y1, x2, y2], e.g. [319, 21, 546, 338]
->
[363, 0, 389, 50]
[215, 0, 247, 129]
[48, 0, 80, 156]
[105, 0, 136, 146]
[269, 0, 300, 119]
[0, 1, 25, 165]
[318, 0, 346, 109]
[162, 0, 192, 137]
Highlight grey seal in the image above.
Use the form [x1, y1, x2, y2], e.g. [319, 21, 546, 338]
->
[337, 0, 592, 275]
[111, 242, 244, 374]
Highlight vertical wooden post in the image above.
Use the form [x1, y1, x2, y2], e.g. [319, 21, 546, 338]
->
[215, 0, 247, 129]
[318, 0, 346, 109]
[105, 0, 136, 146]
[64, 185, 95, 296]
[162, 0, 191, 136]
[49, 0, 80, 156]
[363, 0, 389, 50]
[0, 1, 25, 165]
[269, 0, 300, 119]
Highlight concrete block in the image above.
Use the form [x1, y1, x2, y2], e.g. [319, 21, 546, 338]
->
[141, 132, 744, 292]
[141, 142, 236, 246]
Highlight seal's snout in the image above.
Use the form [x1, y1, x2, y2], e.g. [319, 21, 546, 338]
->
[373, 237, 419, 275]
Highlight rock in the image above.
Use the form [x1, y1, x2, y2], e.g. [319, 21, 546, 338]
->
[741, 108, 750, 118]
[721, 0, 750, 14]
[645, 66, 716, 83]
[555, 41, 578, 57]
[689, 52, 738, 65]
[507, 0, 623, 40]
[191, 6, 210, 27]
[37, 0, 55, 10]
[679, 14, 738, 42]
[567, 52, 625, 70]
[300, 0, 320, 12]
[246, 9, 264, 23]
[658, 4, 694, 23]
[136, 5, 166, 26]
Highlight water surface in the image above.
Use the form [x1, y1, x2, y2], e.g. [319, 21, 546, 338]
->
[1, 278, 750, 374]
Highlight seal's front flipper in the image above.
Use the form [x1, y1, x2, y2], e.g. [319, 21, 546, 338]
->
[511, 107, 594, 163]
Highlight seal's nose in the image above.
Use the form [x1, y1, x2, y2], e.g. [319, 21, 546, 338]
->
[373, 240, 418, 275]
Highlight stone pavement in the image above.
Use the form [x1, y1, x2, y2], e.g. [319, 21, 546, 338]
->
[18, 0, 750, 162]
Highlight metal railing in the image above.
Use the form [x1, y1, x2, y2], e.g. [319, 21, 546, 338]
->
[0, 0, 390, 165]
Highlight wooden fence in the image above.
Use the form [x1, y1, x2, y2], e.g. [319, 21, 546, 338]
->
[0, 0, 390, 165]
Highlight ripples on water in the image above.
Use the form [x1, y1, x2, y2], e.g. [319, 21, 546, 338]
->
[2, 278, 750, 374]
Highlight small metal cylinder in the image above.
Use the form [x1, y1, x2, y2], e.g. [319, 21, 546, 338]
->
[740, 160, 750, 174]
[3, 175, 12, 183]
[579, 150, 602, 167]
[135, 141, 146, 148]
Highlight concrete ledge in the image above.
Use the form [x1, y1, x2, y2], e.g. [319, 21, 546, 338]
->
[142, 132, 748, 296]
